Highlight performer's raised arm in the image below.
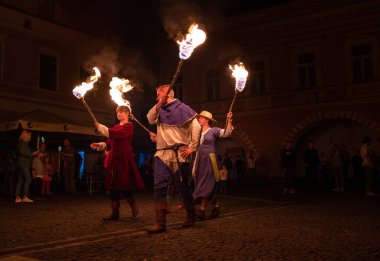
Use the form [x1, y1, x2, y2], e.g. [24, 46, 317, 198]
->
[220, 112, 234, 138]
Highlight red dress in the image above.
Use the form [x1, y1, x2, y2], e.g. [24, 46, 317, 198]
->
[104, 122, 145, 190]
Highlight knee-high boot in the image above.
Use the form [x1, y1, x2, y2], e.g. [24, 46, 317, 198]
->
[126, 197, 139, 218]
[103, 201, 120, 221]
[147, 202, 167, 234]
[182, 205, 196, 228]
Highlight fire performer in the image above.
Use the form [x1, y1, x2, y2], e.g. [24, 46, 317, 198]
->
[146, 84, 201, 234]
[90, 105, 144, 220]
[193, 111, 233, 221]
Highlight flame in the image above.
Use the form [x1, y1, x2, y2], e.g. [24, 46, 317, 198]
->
[109, 77, 133, 110]
[177, 24, 206, 59]
[229, 63, 249, 92]
[72, 67, 101, 99]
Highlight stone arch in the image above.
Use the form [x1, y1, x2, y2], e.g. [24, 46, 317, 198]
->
[283, 109, 380, 143]
[232, 127, 256, 150]
[283, 109, 380, 178]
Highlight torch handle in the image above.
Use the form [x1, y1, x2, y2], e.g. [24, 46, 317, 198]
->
[130, 115, 151, 134]
[166, 59, 184, 95]
[223, 90, 238, 135]
[80, 98, 98, 126]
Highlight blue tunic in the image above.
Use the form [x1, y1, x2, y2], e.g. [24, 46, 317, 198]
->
[193, 127, 221, 200]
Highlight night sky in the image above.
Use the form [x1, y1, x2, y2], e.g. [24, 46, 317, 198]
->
[56, 0, 292, 119]
[59, 0, 291, 54]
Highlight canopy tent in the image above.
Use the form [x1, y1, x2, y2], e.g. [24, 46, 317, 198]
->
[0, 109, 100, 136]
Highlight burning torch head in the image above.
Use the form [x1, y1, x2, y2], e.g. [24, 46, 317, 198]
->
[109, 77, 133, 112]
[177, 24, 206, 60]
[229, 63, 249, 92]
[72, 67, 101, 99]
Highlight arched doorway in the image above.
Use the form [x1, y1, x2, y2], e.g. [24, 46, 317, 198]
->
[284, 110, 380, 180]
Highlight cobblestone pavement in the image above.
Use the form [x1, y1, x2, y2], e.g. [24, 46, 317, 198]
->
[0, 186, 380, 260]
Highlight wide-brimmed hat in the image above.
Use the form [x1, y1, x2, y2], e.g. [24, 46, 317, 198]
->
[197, 111, 216, 122]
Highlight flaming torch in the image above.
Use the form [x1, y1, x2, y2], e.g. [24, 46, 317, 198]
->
[223, 62, 249, 133]
[109, 77, 151, 134]
[166, 24, 206, 95]
[72, 67, 101, 126]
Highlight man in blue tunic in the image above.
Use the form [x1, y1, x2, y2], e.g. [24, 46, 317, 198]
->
[146, 84, 201, 234]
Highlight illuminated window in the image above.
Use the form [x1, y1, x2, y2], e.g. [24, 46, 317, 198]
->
[352, 44, 373, 83]
[297, 53, 316, 88]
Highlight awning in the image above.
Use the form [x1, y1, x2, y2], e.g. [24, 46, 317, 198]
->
[0, 109, 100, 136]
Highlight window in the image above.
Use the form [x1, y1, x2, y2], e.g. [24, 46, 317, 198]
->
[251, 61, 266, 94]
[39, 53, 57, 90]
[173, 75, 183, 101]
[206, 70, 220, 100]
[352, 44, 373, 83]
[297, 53, 316, 88]
[38, 0, 55, 20]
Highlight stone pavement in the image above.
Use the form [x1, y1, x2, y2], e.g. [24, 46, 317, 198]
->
[0, 186, 380, 260]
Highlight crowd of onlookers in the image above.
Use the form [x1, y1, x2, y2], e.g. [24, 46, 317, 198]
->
[282, 137, 379, 196]
[1, 133, 379, 200]
[0, 131, 84, 202]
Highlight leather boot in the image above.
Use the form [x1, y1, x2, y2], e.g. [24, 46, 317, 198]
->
[209, 206, 220, 219]
[126, 197, 139, 218]
[147, 202, 167, 234]
[195, 209, 206, 221]
[182, 207, 196, 228]
[103, 201, 120, 221]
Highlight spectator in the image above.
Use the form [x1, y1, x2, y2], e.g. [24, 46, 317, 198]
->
[247, 149, 258, 185]
[304, 141, 320, 188]
[15, 130, 39, 203]
[32, 151, 45, 198]
[351, 149, 362, 189]
[61, 139, 76, 193]
[219, 164, 228, 194]
[42, 155, 53, 196]
[281, 141, 296, 194]
[235, 155, 245, 183]
[223, 153, 233, 175]
[360, 137, 374, 196]
[330, 144, 344, 192]
[320, 152, 331, 189]
[339, 144, 350, 187]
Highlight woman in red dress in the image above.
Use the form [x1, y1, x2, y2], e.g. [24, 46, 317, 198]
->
[91, 105, 145, 220]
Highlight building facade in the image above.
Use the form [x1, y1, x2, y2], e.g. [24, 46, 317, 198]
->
[159, 0, 380, 179]
[0, 0, 116, 148]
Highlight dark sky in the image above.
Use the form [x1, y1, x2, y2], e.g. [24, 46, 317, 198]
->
[57, 0, 290, 132]
[60, 0, 290, 47]
[58, 0, 290, 89]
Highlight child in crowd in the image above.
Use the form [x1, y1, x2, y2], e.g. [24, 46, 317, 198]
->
[219, 165, 228, 194]
[42, 156, 53, 195]
[32, 152, 45, 197]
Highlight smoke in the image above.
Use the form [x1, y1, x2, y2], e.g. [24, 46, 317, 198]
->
[159, 0, 203, 41]
[118, 50, 157, 90]
[158, 0, 228, 41]
[81, 40, 157, 92]
[83, 43, 121, 77]
[217, 45, 244, 63]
